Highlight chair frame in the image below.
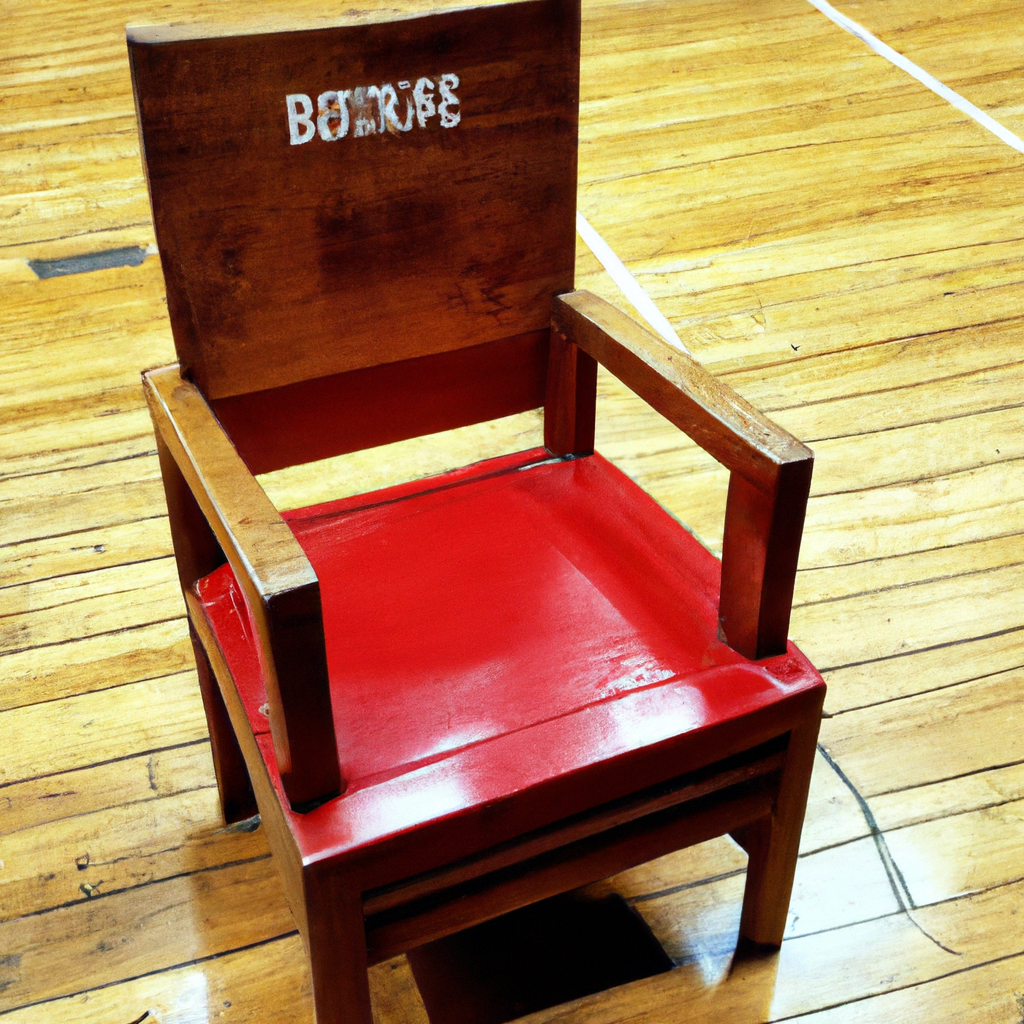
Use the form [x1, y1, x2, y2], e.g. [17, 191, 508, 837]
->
[145, 288, 823, 1024]
[133, 2, 824, 1017]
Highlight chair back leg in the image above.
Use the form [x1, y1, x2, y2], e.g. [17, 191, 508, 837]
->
[189, 625, 258, 823]
[154, 431, 258, 823]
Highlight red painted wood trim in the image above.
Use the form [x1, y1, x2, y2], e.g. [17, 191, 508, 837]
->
[210, 331, 549, 474]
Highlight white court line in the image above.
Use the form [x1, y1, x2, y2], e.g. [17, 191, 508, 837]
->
[575, 211, 692, 355]
[579, 0, 1024, 358]
[806, 0, 1024, 155]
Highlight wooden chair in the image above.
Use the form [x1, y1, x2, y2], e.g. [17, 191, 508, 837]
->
[129, 2, 825, 1019]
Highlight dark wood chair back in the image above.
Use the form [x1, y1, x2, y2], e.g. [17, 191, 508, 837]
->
[129, 0, 580, 470]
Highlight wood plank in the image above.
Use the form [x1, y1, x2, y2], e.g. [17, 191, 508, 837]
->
[522, 877, 1024, 1023]
[0, 458, 166, 547]
[576, 0, 962, 183]
[0, 125, 151, 253]
[0, 785, 269, 925]
[799, 750, 871, 853]
[0, 857, 291, 1011]
[871, 761, 1024, 834]
[0, 408, 153, 481]
[0, 741, 214, 835]
[583, 119, 1023, 313]
[584, 235, 1024, 376]
[821, 620, 1024, 714]
[724, 314, 1024, 418]
[587, 756, 876, 960]
[2, 556, 176, 620]
[635, 835, 899, 953]
[0, 934, 427, 1024]
[884, 796, 1024, 908]
[0, 379, 144, 433]
[807, 404, 1024, 497]
[791, 951, 1024, 1023]
[0, 933, 311, 1024]
[0, 226, 154, 266]
[829, 0, 1024, 135]
[776, 361, 1024, 451]
[800, 458, 1024, 570]
[0, 560, 182, 653]
[792, 558, 1024, 680]
[587, 835, 747, 904]
[593, 371, 729, 551]
[574, 0, 1024, 374]
[0, 431, 154, 485]
[820, 667, 1024, 795]
[0, 516, 173, 590]
[795, 531, 1024, 608]
[0, 265, 174, 407]
[0, 671, 207, 785]
[0, 617, 192, 711]
[583, 145, 1023, 345]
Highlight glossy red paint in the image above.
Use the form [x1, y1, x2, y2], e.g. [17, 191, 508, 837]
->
[197, 448, 824, 882]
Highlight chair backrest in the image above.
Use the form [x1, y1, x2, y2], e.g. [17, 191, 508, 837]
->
[129, 0, 580, 466]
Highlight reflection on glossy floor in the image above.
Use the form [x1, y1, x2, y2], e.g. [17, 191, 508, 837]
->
[2, 0, 1024, 1020]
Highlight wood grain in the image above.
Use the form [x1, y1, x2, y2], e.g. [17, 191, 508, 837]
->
[0, 517, 172, 590]
[871, 761, 1024, 835]
[0, 786, 268, 926]
[820, 667, 1024, 796]
[128, 0, 579, 398]
[829, 0, 1024, 135]
[0, 856, 289, 1011]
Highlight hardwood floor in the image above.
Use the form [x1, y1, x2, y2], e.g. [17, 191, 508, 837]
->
[2, 0, 1023, 1020]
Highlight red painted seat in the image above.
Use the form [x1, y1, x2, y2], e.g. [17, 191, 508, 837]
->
[197, 449, 822, 856]
[130, 1, 825, 1019]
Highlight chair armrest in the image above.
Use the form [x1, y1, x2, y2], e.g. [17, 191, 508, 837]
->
[144, 365, 342, 808]
[550, 290, 813, 660]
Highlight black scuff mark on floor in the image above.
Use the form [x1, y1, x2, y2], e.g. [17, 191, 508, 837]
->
[818, 742, 963, 957]
[28, 246, 152, 278]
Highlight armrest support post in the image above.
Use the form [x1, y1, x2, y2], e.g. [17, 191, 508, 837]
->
[551, 290, 813, 660]
[544, 326, 597, 456]
[144, 366, 343, 808]
[720, 459, 812, 659]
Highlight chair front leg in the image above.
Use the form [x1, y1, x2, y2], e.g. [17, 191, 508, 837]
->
[736, 719, 820, 947]
[303, 867, 373, 1024]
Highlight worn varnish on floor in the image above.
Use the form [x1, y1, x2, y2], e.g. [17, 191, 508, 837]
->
[2, 0, 1024, 1020]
